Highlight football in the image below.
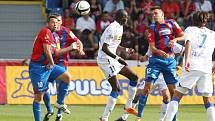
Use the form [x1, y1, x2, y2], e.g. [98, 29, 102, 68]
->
[75, 0, 90, 16]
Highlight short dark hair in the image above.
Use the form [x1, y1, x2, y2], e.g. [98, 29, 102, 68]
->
[47, 13, 61, 22]
[150, 6, 161, 11]
[192, 11, 209, 27]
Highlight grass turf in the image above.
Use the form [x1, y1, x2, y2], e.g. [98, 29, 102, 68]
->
[0, 104, 207, 121]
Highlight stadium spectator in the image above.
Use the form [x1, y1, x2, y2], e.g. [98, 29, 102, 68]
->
[103, 0, 124, 16]
[62, 8, 76, 32]
[161, 0, 180, 19]
[76, 14, 98, 58]
[133, 11, 149, 39]
[96, 12, 111, 38]
[69, 0, 80, 21]
[123, 0, 138, 21]
[138, 0, 155, 17]
[194, 0, 213, 12]
[89, 0, 102, 21]
[194, 0, 214, 30]
[180, 0, 196, 28]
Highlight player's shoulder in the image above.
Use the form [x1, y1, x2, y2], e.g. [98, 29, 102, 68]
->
[104, 22, 116, 33]
[184, 26, 196, 33]
[167, 19, 176, 22]
[40, 27, 51, 34]
[149, 23, 156, 30]
[204, 27, 215, 34]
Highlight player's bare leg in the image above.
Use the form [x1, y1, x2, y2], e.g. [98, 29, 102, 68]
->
[100, 76, 120, 121]
[159, 89, 170, 121]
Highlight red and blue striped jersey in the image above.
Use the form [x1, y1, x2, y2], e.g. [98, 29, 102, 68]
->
[148, 19, 182, 55]
[54, 26, 78, 66]
[31, 27, 54, 65]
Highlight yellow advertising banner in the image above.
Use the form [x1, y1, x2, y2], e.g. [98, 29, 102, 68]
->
[6, 66, 215, 104]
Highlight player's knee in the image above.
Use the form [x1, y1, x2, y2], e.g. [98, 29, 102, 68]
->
[59, 72, 71, 84]
[34, 94, 42, 102]
[163, 94, 170, 102]
[162, 89, 171, 101]
[143, 87, 151, 96]
[129, 74, 138, 86]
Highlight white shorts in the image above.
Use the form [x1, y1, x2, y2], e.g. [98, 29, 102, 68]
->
[97, 58, 124, 79]
[138, 74, 167, 91]
[178, 70, 213, 95]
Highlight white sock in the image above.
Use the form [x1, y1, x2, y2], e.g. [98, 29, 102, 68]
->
[102, 96, 117, 121]
[132, 102, 137, 108]
[125, 86, 137, 108]
[121, 86, 136, 120]
[166, 101, 178, 121]
[159, 102, 169, 121]
[207, 106, 215, 121]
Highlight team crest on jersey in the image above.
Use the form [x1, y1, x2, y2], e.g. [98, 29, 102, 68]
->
[159, 28, 171, 35]
[116, 36, 122, 41]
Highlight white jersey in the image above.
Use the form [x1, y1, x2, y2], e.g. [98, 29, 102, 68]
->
[97, 21, 124, 79]
[184, 26, 215, 73]
[97, 21, 123, 59]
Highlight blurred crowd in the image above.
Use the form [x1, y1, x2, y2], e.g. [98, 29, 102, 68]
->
[44, 0, 215, 59]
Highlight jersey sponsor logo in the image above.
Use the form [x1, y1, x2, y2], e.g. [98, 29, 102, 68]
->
[115, 35, 122, 41]
[159, 28, 171, 35]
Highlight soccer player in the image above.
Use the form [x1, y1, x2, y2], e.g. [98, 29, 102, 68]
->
[97, 9, 138, 121]
[126, 6, 184, 121]
[43, 14, 85, 121]
[29, 14, 73, 121]
[116, 43, 184, 121]
[166, 11, 215, 121]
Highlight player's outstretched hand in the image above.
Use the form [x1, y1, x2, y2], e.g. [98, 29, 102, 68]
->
[127, 48, 135, 55]
[185, 62, 190, 72]
[78, 50, 85, 56]
[118, 58, 128, 66]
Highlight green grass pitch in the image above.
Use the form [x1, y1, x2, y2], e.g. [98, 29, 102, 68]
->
[0, 104, 207, 121]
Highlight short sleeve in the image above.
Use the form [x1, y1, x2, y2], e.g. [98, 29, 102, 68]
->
[184, 27, 193, 43]
[41, 28, 52, 45]
[174, 43, 184, 54]
[147, 27, 155, 44]
[67, 30, 78, 43]
[171, 19, 183, 34]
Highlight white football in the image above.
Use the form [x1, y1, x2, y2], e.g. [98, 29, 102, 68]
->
[75, 0, 90, 16]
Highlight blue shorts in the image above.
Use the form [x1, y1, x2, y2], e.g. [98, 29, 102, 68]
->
[145, 56, 178, 84]
[48, 62, 67, 83]
[29, 62, 66, 93]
